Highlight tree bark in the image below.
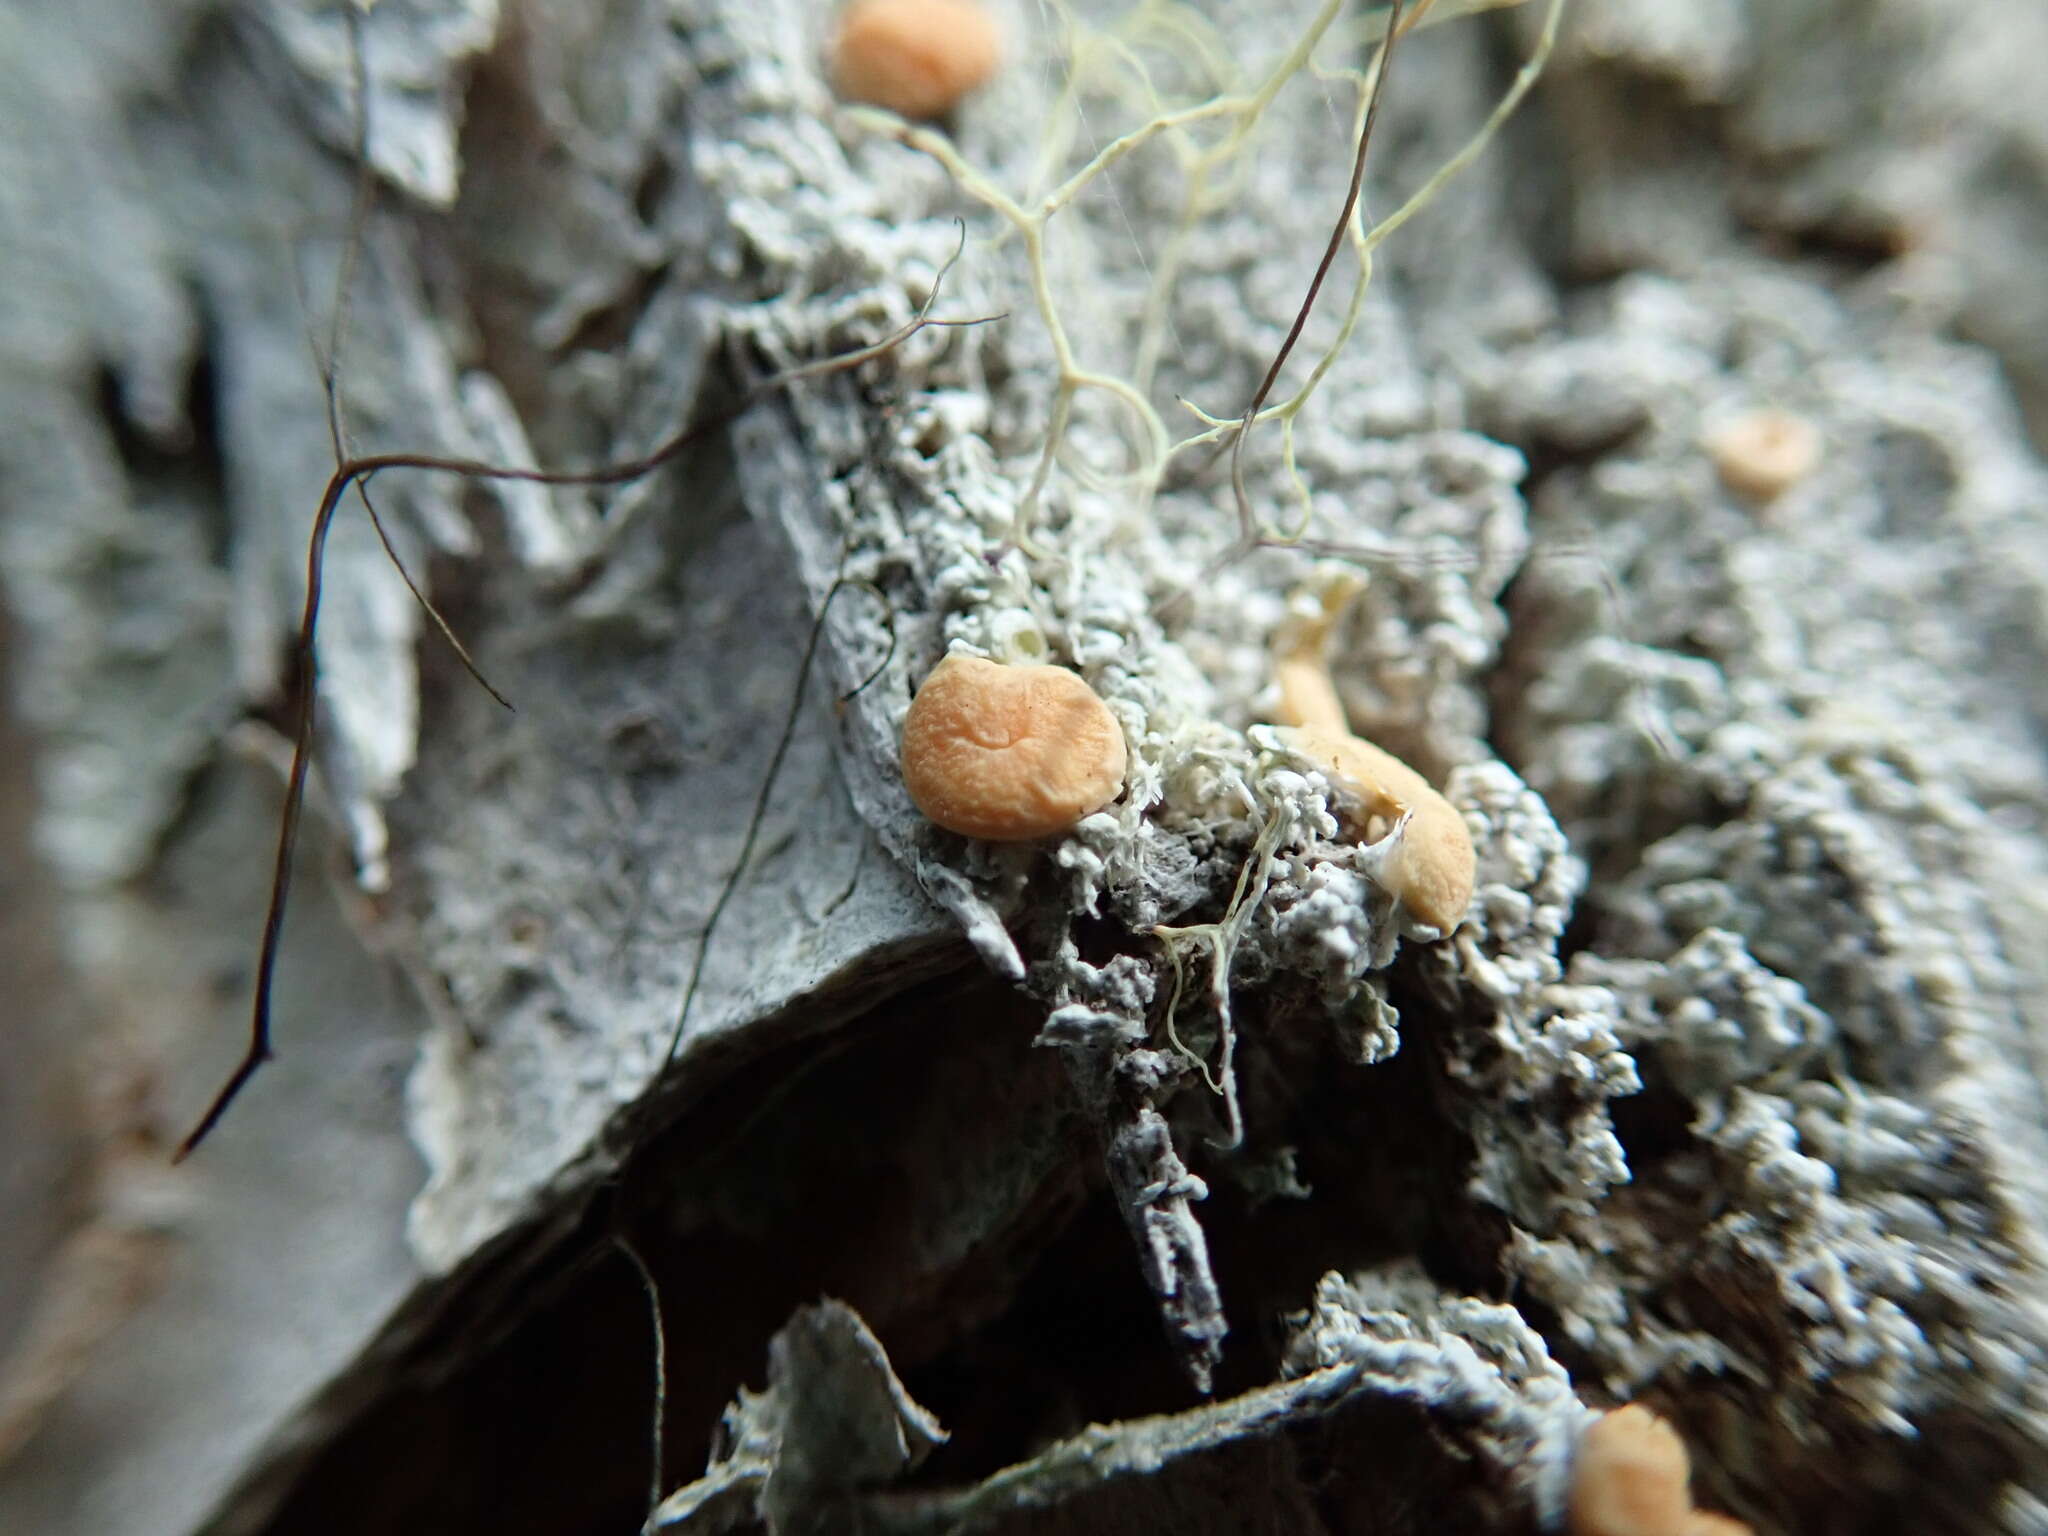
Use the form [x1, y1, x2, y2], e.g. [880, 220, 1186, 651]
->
[3, 1, 2047, 1533]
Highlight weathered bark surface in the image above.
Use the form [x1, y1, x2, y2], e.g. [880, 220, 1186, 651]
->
[3, 1, 2047, 1533]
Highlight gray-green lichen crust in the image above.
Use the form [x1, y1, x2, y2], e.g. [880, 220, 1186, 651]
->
[679, 0, 2048, 1524]
[7, 0, 2048, 1530]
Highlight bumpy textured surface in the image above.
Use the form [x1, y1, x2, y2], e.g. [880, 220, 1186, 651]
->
[2, 0, 2046, 1533]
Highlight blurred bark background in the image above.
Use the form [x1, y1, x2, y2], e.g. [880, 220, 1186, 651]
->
[3, 1, 2048, 1533]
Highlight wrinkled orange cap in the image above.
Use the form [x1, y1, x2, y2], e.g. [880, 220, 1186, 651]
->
[902, 655, 1128, 840]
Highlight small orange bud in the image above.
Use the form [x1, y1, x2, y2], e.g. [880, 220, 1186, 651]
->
[830, 0, 1001, 120]
[1571, 1406, 1695, 1536]
[1705, 409, 1821, 503]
